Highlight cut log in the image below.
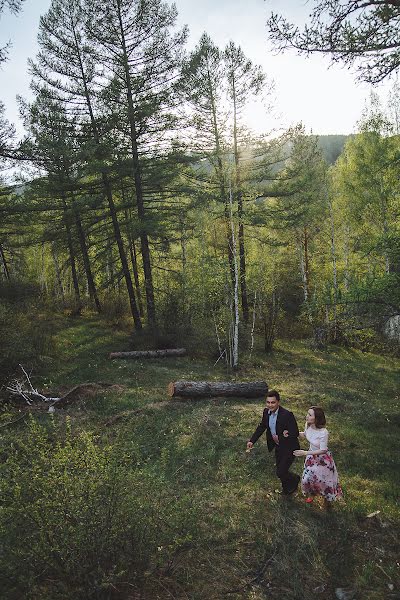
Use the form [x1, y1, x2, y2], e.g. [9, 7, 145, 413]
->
[110, 348, 186, 359]
[168, 381, 268, 399]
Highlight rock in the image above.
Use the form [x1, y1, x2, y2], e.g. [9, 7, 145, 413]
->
[383, 315, 400, 342]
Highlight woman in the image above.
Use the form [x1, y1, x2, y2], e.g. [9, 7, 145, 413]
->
[293, 406, 343, 506]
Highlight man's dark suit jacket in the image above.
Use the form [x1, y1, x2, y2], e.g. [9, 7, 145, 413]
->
[249, 406, 300, 452]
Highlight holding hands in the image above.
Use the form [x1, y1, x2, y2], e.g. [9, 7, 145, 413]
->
[293, 449, 308, 457]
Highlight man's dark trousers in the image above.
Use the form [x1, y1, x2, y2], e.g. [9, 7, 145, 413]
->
[275, 443, 299, 494]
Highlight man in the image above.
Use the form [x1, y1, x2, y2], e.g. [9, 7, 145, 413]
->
[247, 390, 300, 495]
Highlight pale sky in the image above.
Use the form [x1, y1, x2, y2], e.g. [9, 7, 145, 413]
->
[0, 0, 394, 137]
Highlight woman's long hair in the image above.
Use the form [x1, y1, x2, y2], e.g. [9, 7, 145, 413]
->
[309, 406, 326, 428]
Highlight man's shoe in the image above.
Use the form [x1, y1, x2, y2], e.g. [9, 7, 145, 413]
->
[285, 475, 300, 495]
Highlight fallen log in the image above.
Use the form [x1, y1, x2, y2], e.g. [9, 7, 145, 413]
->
[110, 348, 186, 359]
[168, 381, 268, 399]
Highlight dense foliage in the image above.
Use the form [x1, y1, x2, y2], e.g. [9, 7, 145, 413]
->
[0, 0, 399, 372]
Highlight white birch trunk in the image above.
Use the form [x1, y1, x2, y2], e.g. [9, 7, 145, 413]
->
[298, 239, 308, 303]
[328, 192, 338, 336]
[249, 291, 257, 357]
[380, 184, 390, 274]
[40, 243, 47, 293]
[229, 187, 239, 369]
[344, 223, 350, 292]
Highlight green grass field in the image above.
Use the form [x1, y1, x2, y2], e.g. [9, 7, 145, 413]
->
[1, 316, 399, 599]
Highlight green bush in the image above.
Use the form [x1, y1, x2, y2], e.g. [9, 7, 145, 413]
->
[339, 325, 397, 354]
[100, 292, 130, 325]
[0, 417, 153, 599]
[0, 283, 57, 392]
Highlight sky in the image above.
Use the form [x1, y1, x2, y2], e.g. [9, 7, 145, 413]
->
[0, 0, 395, 138]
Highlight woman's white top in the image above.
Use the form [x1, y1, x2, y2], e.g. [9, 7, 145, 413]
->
[305, 427, 329, 452]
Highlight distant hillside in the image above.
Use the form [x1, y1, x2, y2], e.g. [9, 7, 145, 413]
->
[314, 134, 352, 164]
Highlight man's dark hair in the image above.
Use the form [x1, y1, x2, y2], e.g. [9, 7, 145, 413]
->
[310, 406, 326, 428]
[267, 390, 280, 402]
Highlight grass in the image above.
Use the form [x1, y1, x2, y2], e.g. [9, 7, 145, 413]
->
[1, 315, 399, 599]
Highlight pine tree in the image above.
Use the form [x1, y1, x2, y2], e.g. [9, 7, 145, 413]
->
[86, 0, 187, 327]
[30, 0, 142, 329]
[271, 129, 328, 320]
[19, 90, 104, 312]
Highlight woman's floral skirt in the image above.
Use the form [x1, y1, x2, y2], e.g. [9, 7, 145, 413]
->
[301, 451, 343, 501]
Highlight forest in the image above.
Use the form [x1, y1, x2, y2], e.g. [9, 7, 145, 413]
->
[0, 1, 399, 599]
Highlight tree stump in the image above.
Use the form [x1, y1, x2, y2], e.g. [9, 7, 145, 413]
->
[168, 381, 268, 399]
[110, 348, 186, 359]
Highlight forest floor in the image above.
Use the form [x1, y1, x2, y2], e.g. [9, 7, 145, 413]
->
[1, 315, 399, 600]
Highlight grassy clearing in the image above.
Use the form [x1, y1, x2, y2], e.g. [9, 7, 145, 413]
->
[1, 316, 399, 599]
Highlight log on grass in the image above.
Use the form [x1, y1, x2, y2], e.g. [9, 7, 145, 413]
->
[168, 380, 268, 399]
[110, 348, 186, 359]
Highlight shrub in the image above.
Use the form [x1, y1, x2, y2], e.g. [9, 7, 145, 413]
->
[100, 292, 129, 325]
[0, 282, 56, 392]
[0, 417, 153, 599]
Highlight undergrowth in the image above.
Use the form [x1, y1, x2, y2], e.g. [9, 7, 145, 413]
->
[0, 317, 398, 599]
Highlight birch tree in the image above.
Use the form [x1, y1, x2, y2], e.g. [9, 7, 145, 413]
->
[181, 34, 236, 286]
[223, 41, 269, 322]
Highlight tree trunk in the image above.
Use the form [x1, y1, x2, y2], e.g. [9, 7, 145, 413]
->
[0, 243, 10, 280]
[229, 187, 240, 369]
[343, 223, 350, 292]
[40, 243, 47, 293]
[180, 214, 187, 316]
[303, 226, 310, 300]
[130, 237, 144, 316]
[61, 193, 81, 312]
[71, 18, 141, 330]
[206, 63, 236, 290]
[65, 227, 81, 310]
[328, 192, 338, 341]
[379, 181, 391, 273]
[232, 75, 249, 323]
[51, 244, 65, 304]
[102, 171, 142, 330]
[124, 206, 144, 318]
[110, 348, 186, 359]
[168, 380, 268, 399]
[116, 2, 156, 326]
[263, 291, 278, 352]
[72, 199, 101, 313]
